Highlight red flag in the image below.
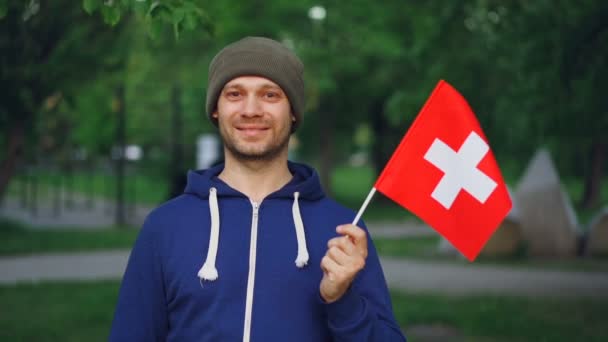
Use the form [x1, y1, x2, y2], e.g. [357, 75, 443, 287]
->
[374, 80, 512, 261]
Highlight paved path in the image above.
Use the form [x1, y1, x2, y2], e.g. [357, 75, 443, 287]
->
[2, 250, 607, 298]
[381, 257, 608, 298]
[0, 250, 129, 283]
[0, 196, 152, 229]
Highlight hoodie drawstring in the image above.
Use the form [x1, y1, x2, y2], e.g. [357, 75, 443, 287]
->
[292, 192, 309, 267]
[198, 187, 220, 281]
[198, 189, 309, 281]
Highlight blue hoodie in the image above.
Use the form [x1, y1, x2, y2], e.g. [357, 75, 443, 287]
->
[110, 162, 406, 341]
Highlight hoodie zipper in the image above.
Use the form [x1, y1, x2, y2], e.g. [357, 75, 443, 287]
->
[243, 201, 260, 342]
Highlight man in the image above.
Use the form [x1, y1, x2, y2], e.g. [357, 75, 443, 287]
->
[110, 36, 406, 341]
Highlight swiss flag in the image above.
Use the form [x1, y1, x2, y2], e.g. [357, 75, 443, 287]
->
[374, 80, 512, 261]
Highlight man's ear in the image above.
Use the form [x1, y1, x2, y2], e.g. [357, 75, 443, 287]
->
[212, 111, 219, 119]
[291, 115, 296, 122]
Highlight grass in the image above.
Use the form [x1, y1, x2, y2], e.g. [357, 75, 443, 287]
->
[0, 219, 138, 256]
[0, 281, 606, 341]
[332, 165, 415, 222]
[391, 291, 608, 341]
[373, 235, 608, 273]
[7, 170, 167, 206]
[374, 235, 440, 257]
[0, 281, 119, 342]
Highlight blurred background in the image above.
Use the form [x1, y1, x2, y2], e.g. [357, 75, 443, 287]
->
[1, 0, 607, 341]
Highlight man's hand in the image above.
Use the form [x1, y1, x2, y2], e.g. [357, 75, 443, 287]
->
[320, 224, 368, 303]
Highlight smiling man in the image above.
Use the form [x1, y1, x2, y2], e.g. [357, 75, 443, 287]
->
[216, 77, 292, 164]
[109, 36, 406, 342]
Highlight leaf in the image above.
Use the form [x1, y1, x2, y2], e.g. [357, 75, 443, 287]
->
[0, 0, 7, 19]
[101, 5, 121, 26]
[172, 7, 185, 23]
[147, 2, 172, 21]
[82, 0, 99, 14]
[132, 0, 148, 16]
[146, 16, 164, 40]
[182, 12, 198, 31]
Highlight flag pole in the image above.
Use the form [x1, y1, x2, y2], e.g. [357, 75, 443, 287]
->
[352, 187, 377, 225]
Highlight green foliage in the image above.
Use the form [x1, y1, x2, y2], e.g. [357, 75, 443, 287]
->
[0, 0, 125, 141]
[82, 0, 98, 14]
[101, 2, 121, 26]
[0, 0, 7, 19]
[81, 0, 212, 39]
[2, 0, 606, 208]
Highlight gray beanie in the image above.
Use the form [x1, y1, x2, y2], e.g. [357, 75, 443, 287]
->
[206, 37, 305, 131]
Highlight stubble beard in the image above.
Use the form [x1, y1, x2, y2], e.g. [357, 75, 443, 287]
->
[220, 125, 291, 163]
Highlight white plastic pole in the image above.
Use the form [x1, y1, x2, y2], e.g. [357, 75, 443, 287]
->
[352, 187, 377, 225]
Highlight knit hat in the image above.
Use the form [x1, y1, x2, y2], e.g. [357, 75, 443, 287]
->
[206, 37, 305, 131]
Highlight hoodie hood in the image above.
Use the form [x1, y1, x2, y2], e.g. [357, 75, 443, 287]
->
[184, 161, 325, 201]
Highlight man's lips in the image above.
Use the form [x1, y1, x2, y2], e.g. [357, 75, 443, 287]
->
[235, 125, 270, 137]
[236, 126, 269, 130]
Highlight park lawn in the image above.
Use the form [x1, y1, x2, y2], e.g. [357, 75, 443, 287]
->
[392, 291, 608, 342]
[0, 220, 138, 256]
[332, 165, 416, 221]
[373, 235, 608, 273]
[7, 171, 168, 206]
[373, 235, 440, 257]
[0, 281, 606, 341]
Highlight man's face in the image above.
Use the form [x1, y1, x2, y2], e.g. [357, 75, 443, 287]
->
[213, 76, 294, 162]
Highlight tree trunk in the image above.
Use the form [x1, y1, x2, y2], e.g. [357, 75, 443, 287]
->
[370, 98, 399, 205]
[371, 108, 386, 177]
[114, 85, 126, 225]
[580, 141, 606, 209]
[369, 98, 394, 177]
[0, 120, 25, 205]
[319, 108, 334, 197]
[168, 84, 185, 199]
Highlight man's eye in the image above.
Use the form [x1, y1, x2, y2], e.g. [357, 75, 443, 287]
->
[265, 92, 279, 99]
[226, 91, 241, 98]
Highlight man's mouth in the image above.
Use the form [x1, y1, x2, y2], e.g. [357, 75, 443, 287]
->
[236, 125, 269, 137]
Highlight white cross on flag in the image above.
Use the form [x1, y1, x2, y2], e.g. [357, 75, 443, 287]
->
[374, 80, 512, 261]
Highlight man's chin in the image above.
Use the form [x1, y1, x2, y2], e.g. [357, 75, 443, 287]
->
[228, 144, 287, 162]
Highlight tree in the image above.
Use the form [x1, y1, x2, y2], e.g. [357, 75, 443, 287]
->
[561, 2, 608, 208]
[0, 0, 126, 202]
[0, 0, 213, 203]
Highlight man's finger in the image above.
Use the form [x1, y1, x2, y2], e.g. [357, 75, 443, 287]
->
[326, 246, 350, 266]
[327, 236, 355, 255]
[336, 224, 368, 249]
[320, 255, 342, 280]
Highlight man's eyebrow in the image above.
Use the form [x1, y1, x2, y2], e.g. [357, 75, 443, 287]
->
[223, 83, 244, 90]
[260, 84, 282, 90]
[222, 83, 283, 91]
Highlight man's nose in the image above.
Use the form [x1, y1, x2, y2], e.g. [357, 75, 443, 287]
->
[242, 95, 263, 116]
